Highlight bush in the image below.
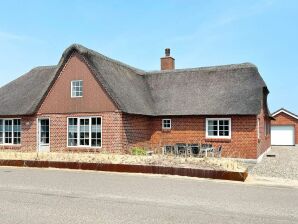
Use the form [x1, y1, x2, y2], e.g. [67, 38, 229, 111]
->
[130, 147, 146, 156]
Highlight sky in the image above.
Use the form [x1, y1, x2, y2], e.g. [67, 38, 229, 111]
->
[0, 0, 297, 113]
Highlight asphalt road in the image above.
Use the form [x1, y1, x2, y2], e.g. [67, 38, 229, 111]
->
[0, 167, 297, 224]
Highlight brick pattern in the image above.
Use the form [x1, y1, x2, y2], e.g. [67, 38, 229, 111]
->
[121, 114, 152, 151]
[39, 53, 117, 114]
[272, 112, 298, 145]
[0, 116, 37, 151]
[0, 112, 265, 159]
[148, 115, 258, 159]
[0, 112, 124, 152]
[160, 57, 175, 70]
[256, 107, 271, 157]
[42, 112, 124, 153]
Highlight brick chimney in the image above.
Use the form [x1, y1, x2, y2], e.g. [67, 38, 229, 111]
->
[160, 48, 175, 70]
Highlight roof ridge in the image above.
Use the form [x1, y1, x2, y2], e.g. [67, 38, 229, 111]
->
[145, 62, 257, 75]
[70, 44, 145, 75]
[32, 65, 57, 70]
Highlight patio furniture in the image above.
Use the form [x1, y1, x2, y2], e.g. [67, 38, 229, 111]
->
[188, 144, 200, 156]
[213, 145, 222, 158]
[175, 143, 188, 156]
[162, 145, 174, 155]
[201, 143, 212, 149]
[200, 146, 214, 157]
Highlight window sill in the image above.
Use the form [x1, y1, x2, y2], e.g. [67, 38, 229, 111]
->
[162, 129, 171, 133]
[67, 146, 102, 149]
[0, 144, 22, 148]
[205, 138, 231, 143]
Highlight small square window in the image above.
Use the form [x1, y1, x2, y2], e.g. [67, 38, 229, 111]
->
[71, 80, 83, 97]
[162, 119, 171, 129]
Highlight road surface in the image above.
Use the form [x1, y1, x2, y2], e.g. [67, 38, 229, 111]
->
[0, 167, 297, 224]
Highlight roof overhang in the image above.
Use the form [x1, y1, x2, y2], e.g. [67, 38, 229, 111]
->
[272, 108, 298, 120]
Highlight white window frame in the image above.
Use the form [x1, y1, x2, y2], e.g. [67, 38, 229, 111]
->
[162, 119, 171, 130]
[0, 118, 21, 145]
[205, 118, 231, 139]
[71, 80, 83, 98]
[67, 116, 102, 148]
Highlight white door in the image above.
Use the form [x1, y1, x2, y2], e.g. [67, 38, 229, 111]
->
[38, 118, 50, 152]
[271, 125, 295, 146]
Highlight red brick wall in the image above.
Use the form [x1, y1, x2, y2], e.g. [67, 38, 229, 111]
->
[160, 57, 175, 70]
[0, 112, 124, 152]
[39, 52, 117, 114]
[148, 115, 258, 159]
[121, 114, 152, 151]
[41, 112, 124, 153]
[272, 112, 298, 145]
[0, 116, 37, 151]
[256, 107, 271, 157]
[0, 113, 261, 159]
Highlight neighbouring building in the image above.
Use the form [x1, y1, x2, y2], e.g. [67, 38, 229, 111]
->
[271, 108, 298, 146]
[0, 44, 272, 161]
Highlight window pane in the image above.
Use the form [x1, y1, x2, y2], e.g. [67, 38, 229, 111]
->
[79, 118, 90, 146]
[91, 117, 101, 147]
[68, 118, 78, 146]
[0, 119, 3, 144]
[69, 117, 101, 148]
[72, 80, 83, 97]
[4, 120, 14, 144]
[162, 119, 171, 129]
[208, 120, 217, 126]
[207, 119, 229, 137]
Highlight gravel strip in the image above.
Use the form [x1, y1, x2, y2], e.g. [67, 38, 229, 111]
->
[250, 146, 298, 180]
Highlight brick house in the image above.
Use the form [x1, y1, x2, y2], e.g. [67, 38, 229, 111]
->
[0, 44, 271, 161]
[271, 108, 298, 146]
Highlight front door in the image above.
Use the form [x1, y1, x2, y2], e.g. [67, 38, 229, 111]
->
[38, 118, 50, 152]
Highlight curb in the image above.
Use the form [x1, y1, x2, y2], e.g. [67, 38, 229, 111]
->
[0, 159, 248, 182]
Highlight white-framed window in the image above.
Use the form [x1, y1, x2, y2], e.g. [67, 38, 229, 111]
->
[162, 119, 171, 129]
[71, 80, 83, 97]
[67, 117, 102, 148]
[206, 118, 231, 139]
[0, 118, 21, 145]
[257, 118, 260, 139]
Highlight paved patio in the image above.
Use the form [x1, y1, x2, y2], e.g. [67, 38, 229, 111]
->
[250, 146, 298, 181]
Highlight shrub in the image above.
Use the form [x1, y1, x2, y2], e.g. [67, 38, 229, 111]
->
[130, 147, 146, 156]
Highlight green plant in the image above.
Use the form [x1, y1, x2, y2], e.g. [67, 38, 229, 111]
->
[130, 147, 146, 156]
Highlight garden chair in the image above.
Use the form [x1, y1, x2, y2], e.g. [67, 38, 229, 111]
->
[162, 145, 174, 155]
[188, 144, 199, 156]
[200, 143, 213, 157]
[213, 145, 222, 158]
[175, 143, 187, 156]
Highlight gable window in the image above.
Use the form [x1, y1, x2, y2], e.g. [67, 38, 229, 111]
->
[162, 119, 171, 129]
[206, 118, 231, 138]
[0, 119, 21, 145]
[67, 117, 102, 148]
[71, 80, 83, 97]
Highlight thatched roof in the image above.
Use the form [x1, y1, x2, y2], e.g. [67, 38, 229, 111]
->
[0, 44, 268, 116]
[0, 66, 57, 115]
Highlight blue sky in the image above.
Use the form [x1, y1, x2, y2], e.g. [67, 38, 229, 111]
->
[0, 0, 297, 113]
